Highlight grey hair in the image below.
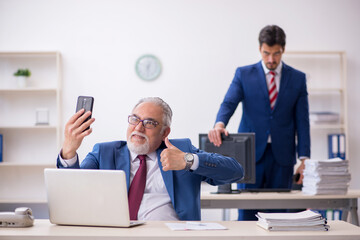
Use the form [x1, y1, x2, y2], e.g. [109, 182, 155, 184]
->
[133, 97, 173, 129]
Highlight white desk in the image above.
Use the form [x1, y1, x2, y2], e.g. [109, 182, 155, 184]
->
[1, 220, 360, 240]
[201, 189, 360, 225]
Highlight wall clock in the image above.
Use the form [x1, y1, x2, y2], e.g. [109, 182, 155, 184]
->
[135, 54, 162, 81]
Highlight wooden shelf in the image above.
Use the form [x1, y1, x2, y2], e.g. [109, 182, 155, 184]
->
[310, 124, 346, 130]
[0, 162, 55, 167]
[0, 125, 57, 129]
[308, 88, 343, 94]
[285, 51, 345, 55]
[0, 51, 62, 201]
[0, 88, 57, 92]
[284, 51, 347, 160]
[0, 198, 47, 203]
[0, 51, 59, 57]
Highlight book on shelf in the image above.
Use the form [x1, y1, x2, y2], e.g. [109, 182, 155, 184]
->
[316, 209, 342, 221]
[0, 134, 2, 162]
[333, 209, 342, 220]
[328, 133, 346, 159]
[256, 210, 329, 231]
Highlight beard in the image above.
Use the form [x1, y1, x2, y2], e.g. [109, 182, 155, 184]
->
[266, 62, 278, 71]
[127, 131, 150, 155]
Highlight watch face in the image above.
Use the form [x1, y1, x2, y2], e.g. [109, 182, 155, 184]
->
[185, 153, 194, 161]
[135, 54, 162, 81]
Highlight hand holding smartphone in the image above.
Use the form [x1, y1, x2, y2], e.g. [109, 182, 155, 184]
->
[76, 96, 94, 131]
[61, 96, 94, 159]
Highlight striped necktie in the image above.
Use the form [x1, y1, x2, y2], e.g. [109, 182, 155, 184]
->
[128, 155, 147, 220]
[269, 71, 278, 110]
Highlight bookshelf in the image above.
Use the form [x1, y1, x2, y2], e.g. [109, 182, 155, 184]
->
[283, 51, 348, 221]
[283, 51, 348, 160]
[0, 51, 61, 201]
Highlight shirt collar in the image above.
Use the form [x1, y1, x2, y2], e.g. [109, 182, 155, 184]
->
[129, 150, 157, 163]
[261, 60, 283, 75]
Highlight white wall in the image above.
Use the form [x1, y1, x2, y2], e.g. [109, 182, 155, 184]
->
[1, 0, 360, 220]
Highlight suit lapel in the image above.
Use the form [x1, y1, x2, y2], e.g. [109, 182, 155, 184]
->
[156, 142, 174, 201]
[255, 62, 270, 103]
[115, 144, 131, 190]
[275, 62, 290, 110]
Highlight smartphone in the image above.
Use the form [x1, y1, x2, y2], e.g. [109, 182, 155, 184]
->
[76, 96, 94, 130]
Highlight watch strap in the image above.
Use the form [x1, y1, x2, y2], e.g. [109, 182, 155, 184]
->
[184, 153, 194, 171]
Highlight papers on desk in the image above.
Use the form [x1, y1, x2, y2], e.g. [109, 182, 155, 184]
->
[165, 222, 227, 231]
[302, 158, 351, 195]
[256, 210, 330, 231]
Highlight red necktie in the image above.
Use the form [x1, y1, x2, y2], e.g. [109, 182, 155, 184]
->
[268, 71, 278, 110]
[128, 155, 147, 220]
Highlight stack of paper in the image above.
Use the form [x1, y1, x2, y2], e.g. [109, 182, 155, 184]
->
[256, 210, 329, 231]
[310, 112, 340, 124]
[302, 158, 351, 195]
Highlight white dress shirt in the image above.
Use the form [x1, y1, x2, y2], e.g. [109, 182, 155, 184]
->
[59, 146, 200, 220]
[128, 151, 178, 220]
[262, 60, 282, 93]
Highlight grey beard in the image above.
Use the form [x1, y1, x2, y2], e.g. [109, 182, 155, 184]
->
[127, 132, 150, 155]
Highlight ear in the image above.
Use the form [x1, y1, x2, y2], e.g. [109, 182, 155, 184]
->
[162, 127, 171, 140]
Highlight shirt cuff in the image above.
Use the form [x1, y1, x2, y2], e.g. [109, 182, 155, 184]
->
[59, 150, 78, 167]
[214, 121, 225, 128]
[190, 154, 199, 170]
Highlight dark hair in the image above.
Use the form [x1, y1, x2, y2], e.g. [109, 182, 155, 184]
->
[258, 25, 286, 48]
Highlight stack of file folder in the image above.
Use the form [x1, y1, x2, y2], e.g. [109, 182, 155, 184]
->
[302, 158, 351, 195]
[256, 210, 329, 231]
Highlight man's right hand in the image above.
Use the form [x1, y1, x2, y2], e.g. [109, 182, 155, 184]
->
[208, 122, 229, 147]
[61, 109, 95, 159]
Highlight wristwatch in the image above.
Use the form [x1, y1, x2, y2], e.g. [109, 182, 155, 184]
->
[184, 153, 194, 171]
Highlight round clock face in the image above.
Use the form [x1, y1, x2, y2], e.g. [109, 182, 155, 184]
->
[135, 54, 162, 81]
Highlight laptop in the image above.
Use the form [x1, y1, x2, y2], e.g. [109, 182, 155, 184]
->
[44, 168, 144, 227]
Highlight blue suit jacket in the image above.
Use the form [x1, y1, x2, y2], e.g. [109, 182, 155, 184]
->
[57, 138, 243, 220]
[216, 61, 310, 167]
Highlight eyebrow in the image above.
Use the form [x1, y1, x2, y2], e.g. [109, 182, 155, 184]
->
[263, 50, 281, 55]
[132, 114, 158, 122]
[145, 118, 158, 122]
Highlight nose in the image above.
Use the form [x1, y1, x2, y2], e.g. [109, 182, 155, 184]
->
[135, 121, 145, 131]
[268, 54, 274, 62]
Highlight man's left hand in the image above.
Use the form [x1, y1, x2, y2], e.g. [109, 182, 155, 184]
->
[295, 158, 308, 184]
[160, 137, 186, 171]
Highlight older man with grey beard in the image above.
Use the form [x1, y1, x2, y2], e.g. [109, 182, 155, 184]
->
[57, 97, 244, 221]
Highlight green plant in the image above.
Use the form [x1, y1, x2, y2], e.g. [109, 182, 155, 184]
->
[14, 69, 31, 77]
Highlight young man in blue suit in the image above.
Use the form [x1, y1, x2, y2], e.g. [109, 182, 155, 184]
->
[208, 25, 310, 220]
[57, 97, 244, 221]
